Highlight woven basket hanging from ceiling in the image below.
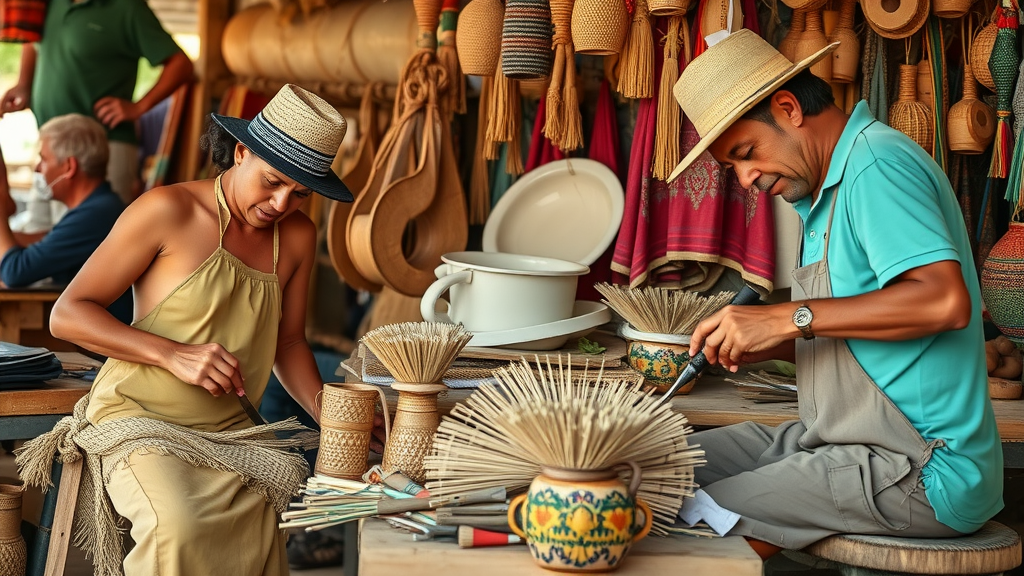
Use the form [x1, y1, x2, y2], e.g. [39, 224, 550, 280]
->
[950, 17, 996, 154]
[829, 0, 859, 83]
[889, 61, 934, 153]
[456, 0, 505, 76]
[986, 0, 1018, 179]
[572, 0, 629, 55]
[501, 0, 555, 79]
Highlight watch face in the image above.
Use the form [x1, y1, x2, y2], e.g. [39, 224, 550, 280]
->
[794, 307, 813, 327]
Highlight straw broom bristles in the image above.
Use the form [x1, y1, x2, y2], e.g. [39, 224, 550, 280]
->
[652, 16, 684, 181]
[361, 322, 474, 384]
[424, 357, 705, 534]
[617, 0, 654, 99]
[595, 283, 735, 335]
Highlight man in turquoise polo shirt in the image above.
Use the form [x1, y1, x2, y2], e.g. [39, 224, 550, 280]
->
[667, 30, 1003, 556]
[1, 0, 193, 203]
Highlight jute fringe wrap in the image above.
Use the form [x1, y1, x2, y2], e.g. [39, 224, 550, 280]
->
[456, 0, 505, 75]
[501, 0, 556, 79]
[618, 0, 655, 99]
[653, 16, 686, 181]
[545, 0, 584, 151]
[439, 0, 468, 116]
[779, 9, 806, 62]
[889, 63, 934, 153]
[14, 395, 317, 576]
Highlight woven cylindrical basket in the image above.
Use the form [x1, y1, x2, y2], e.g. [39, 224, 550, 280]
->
[457, 0, 505, 75]
[972, 21, 999, 91]
[949, 64, 996, 153]
[829, 0, 859, 82]
[700, 0, 744, 43]
[315, 383, 390, 480]
[781, 0, 826, 10]
[0, 0, 46, 43]
[572, 0, 629, 55]
[932, 0, 975, 19]
[889, 64, 933, 153]
[917, 57, 934, 111]
[779, 9, 807, 62]
[797, 10, 832, 81]
[981, 223, 1024, 345]
[863, 0, 929, 39]
[0, 485, 25, 576]
[649, 0, 691, 16]
[502, 0, 555, 78]
[381, 384, 447, 484]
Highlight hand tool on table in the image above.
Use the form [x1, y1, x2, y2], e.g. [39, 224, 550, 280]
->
[654, 285, 764, 405]
[384, 516, 459, 541]
[435, 509, 514, 532]
[374, 486, 507, 515]
[457, 526, 522, 548]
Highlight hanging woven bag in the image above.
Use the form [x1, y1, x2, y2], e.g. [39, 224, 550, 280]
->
[457, 0, 505, 75]
[889, 60, 934, 153]
[986, 0, 1017, 179]
[502, 0, 555, 78]
[572, 0, 629, 54]
[829, 0, 859, 82]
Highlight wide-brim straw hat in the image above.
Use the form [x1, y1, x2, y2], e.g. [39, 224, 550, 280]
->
[212, 84, 353, 202]
[668, 29, 838, 182]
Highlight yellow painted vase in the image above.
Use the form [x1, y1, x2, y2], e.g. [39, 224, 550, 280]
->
[509, 463, 653, 572]
[627, 340, 695, 393]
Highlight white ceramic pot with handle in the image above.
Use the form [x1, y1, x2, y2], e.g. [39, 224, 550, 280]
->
[420, 251, 589, 333]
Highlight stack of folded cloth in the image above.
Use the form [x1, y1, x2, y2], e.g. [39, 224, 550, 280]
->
[0, 342, 63, 389]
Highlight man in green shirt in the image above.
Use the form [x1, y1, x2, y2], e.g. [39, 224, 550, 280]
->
[1, 0, 193, 203]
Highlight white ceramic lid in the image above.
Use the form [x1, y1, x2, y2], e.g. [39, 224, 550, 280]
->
[482, 159, 624, 266]
[465, 300, 611, 350]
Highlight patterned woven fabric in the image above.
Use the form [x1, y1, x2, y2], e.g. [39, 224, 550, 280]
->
[501, 0, 554, 79]
[0, 0, 47, 43]
[981, 223, 1024, 345]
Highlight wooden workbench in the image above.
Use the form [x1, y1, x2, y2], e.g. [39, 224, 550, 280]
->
[0, 352, 102, 440]
[0, 288, 76, 352]
[358, 518, 762, 576]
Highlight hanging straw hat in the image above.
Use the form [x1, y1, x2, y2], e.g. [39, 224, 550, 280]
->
[667, 29, 838, 181]
[212, 84, 353, 202]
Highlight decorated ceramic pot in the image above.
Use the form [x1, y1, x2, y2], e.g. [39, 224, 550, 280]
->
[509, 463, 652, 572]
[627, 340, 695, 393]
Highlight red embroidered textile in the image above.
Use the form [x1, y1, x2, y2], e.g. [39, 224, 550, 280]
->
[1, 0, 47, 43]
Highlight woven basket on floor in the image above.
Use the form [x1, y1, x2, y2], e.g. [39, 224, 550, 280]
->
[457, 0, 505, 75]
[889, 64, 933, 153]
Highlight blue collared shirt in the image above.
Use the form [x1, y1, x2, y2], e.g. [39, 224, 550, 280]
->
[790, 101, 1003, 533]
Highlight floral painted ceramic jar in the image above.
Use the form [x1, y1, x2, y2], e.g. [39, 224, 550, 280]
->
[627, 340, 694, 393]
[508, 463, 652, 572]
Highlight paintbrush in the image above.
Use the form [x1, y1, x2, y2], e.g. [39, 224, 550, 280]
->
[654, 285, 764, 404]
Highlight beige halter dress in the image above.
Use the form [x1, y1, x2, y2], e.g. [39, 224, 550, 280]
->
[86, 176, 290, 576]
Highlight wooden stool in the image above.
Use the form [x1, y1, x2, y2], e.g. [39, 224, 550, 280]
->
[801, 522, 1022, 575]
[25, 458, 82, 576]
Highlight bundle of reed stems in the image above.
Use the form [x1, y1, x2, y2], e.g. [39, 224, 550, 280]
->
[424, 357, 705, 534]
[361, 322, 473, 384]
[595, 283, 735, 335]
[280, 476, 391, 532]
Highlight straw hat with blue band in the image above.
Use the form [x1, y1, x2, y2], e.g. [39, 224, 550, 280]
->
[211, 84, 354, 203]
[667, 29, 840, 182]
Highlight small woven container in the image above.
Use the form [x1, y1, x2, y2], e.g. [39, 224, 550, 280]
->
[457, 0, 505, 75]
[315, 383, 390, 480]
[779, 9, 807, 62]
[889, 64, 933, 153]
[932, 0, 975, 19]
[572, 0, 629, 55]
[381, 383, 448, 484]
[949, 64, 996, 153]
[700, 0, 744, 42]
[0, 0, 46, 43]
[0, 485, 25, 576]
[781, 0, 826, 9]
[829, 0, 859, 82]
[981, 222, 1024, 346]
[796, 10, 832, 81]
[502, 0, 555, 78]
[972, 21, 999, 91]
[649, 0, 691, 16]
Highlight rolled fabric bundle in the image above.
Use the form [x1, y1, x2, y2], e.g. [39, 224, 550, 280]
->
[501, 0, 556, 79]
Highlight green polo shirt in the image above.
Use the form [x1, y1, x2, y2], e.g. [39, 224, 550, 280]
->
[32, 0, 181, 144]
[791, 101, 1003, 534]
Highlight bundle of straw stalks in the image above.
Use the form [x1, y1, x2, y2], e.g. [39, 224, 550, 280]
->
[361, 322, 473, 385]
[424, 358, 705, 534]
[595, 283, 735, 335]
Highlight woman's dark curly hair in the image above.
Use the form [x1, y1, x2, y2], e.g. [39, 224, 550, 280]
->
[199, 117, 239, 173]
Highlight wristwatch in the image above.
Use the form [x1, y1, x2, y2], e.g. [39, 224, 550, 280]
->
[792, 304, 815, 340]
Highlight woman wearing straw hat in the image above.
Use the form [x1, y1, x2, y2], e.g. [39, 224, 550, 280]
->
[671, 30, 1002, 556]
[16, 84, 352, 576]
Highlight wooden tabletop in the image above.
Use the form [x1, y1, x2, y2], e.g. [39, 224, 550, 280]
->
[0, 352, 102, 417]
[342, 356, 1024, 442]
[358, 518, 762, 576]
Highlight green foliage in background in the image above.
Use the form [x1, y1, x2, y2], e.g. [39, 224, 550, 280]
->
[0, 42, 23, 78]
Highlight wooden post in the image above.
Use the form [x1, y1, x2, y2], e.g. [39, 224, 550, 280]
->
[43, 458, 83, 576]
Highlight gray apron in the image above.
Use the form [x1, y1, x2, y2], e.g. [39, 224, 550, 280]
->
[693, 189, 961, 548]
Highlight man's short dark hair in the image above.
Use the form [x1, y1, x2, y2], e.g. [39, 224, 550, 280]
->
[741, 70, 835, 129]
[199, 117, 240, 173]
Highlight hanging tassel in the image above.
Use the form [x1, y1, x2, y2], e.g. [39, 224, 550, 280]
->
[560, 41, 584, 151]
[507, 93, 525, 175]
[545, 0, 573, 148]
[987, 2, 1018, 179]
[486, 58, 523, 173]
[438, 0, 467, 117]
[470, 76, 494, 224]
[653, 16, 684, 181]
[617, 0, 654, 99]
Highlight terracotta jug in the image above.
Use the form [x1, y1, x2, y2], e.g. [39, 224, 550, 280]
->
[981, 222, 1024, 346]
[509, 462, 653, 572]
